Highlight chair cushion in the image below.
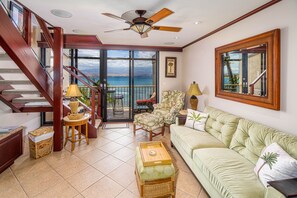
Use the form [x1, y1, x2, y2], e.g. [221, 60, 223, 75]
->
[230, 119, 297, 165]
[135, 146, 175, 182]
[170, 125, 226, 158]
[204, 106, 241, 147]
[134, 113, 164, 131]
[193, 148, 265, 198]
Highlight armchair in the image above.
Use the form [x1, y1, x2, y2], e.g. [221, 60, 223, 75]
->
[153, 90, 185, 125]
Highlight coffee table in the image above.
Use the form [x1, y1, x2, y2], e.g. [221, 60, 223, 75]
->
[136, 141, 176, 198]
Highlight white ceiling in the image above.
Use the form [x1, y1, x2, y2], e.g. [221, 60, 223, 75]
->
[19, 0, 271, 47]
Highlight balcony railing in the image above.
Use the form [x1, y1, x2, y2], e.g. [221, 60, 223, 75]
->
[78, 85, 155, 109]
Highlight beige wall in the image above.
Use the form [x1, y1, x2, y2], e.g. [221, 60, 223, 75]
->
[182, 0, 297, 134]
[159, 51, 183, 100]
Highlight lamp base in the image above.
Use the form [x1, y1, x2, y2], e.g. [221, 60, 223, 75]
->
[189, 96, 198, 110]
[69, 100, 79, 114]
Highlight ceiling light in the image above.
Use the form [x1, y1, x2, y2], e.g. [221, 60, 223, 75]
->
[130, 23, 151, 35]
[72, 29, 85, 34]
[50, 9, 72, 18]
[164, 42, 175, 45]
[175, 36, 179, 39]
[194, 21, 202, 25]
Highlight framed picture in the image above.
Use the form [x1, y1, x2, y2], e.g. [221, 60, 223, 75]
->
[165, 57, 177, 78]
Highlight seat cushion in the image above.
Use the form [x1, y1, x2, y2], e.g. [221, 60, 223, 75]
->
[193, 148, 265, 198]
[170, 125, 226, 158]
[134, 113, 164, 131]
[135, 147, 175, 182]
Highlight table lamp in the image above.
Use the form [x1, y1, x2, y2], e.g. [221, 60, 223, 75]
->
[187, 81, 202, 110]
[65, 84, 82, 114]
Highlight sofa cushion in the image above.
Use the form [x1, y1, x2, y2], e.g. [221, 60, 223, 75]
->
[171, 125, 226, 158]
[204, 106, 241, 147]
[230, 119, 297, 165]
[184, 109, 209, 131]
[193, 148, 265, 198]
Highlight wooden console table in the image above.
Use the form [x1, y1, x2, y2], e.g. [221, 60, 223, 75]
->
[0, 127, 23, 174]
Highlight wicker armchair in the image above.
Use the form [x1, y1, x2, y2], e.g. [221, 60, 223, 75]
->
[153, 90, 185, 125]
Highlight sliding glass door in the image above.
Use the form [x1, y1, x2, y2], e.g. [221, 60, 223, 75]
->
[68, 49, 158, 122]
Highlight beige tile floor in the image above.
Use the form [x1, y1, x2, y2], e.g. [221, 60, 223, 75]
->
[0, 124, 209, 198]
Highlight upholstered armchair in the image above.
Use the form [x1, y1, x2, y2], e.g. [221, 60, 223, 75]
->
[153, 90, 185, 125]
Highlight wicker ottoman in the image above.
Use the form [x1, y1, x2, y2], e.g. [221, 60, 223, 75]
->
[133, 113, 164, 141]
[135, 144, 176, 198]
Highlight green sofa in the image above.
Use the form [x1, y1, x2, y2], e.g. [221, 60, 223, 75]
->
[170, 106, 297, 198]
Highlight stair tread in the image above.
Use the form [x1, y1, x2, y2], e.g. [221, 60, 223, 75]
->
[95, 119, 102, 128]
[12, 97, 47, 104]
[0, 68, 22, 73]
[24, 101, 51, 106]
[2, 89, 40, 94]
[0, 80, 32, 84]
[0, 54, 10, 60]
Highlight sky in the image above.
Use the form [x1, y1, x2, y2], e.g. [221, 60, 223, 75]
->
[77, 50, 156, 77]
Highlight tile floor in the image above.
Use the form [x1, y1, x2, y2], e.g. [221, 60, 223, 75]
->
[0, 124, 209, 198]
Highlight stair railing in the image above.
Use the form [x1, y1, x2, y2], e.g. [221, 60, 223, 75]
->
[249, 70, 266, 95]
[63, 66, 102, 126]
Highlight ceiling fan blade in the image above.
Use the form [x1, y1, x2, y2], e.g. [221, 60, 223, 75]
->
[104, 28, 130, 33]
[141, 32, 148, 38]
[152, 26, 182, 32]
[102, 13, 126, 22]
[145, 8, 173, 25]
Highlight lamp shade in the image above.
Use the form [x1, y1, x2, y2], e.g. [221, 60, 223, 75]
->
[187, 81, 202, 96]
[65, 84, 82, 97]
[131, 23, 151, 34]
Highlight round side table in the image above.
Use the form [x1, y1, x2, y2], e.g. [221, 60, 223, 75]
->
[63, 114, 90, 151]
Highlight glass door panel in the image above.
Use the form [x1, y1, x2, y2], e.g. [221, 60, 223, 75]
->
[106, 50, 131, 121]
[133, 51, 157, 116]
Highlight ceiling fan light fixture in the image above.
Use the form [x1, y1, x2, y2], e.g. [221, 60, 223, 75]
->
[131, 23, 151, 34]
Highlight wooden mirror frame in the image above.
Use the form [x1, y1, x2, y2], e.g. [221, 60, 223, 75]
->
[215, 29, 280, 110]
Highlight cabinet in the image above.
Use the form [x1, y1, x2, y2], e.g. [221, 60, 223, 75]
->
[0, 127, 23, 173]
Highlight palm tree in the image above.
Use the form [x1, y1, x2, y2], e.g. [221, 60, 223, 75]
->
[257, 152, 279, 176]
[188, 112, 204, 129]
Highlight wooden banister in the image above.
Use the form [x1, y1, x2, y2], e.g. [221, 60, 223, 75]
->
[36, 16, 54, 49]
[65, 66, 98, 86]
[63, 66, 102, 124]
[0, 6, 53, 104]
[249, 70, 266, 95]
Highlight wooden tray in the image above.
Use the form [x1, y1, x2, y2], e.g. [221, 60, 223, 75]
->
[139, 141, 172, 167]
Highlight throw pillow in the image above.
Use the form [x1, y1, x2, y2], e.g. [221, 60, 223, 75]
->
[254, 142, 297, 187]
[184, 109, 208, 131]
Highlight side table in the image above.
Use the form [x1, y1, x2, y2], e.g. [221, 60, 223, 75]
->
[63, 114, 90, 151]
[268, 178, 297, 198]
[176, 110, 188, 125]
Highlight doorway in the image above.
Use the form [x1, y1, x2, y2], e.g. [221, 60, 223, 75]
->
[72, 49, 158, 122]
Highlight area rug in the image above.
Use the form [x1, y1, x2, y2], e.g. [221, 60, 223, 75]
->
[102, 123, 129, 129]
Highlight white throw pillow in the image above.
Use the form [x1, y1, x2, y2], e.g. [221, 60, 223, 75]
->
[184, 109, 208, 131]
[254, 142, 297, 187]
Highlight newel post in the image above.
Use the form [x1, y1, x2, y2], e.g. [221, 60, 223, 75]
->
[53, 27, 64, 151]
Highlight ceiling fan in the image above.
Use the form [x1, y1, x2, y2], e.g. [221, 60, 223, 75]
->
[102, 8, 182, 38]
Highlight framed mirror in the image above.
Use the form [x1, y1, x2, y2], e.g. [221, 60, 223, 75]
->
[215, 29, 280, 110]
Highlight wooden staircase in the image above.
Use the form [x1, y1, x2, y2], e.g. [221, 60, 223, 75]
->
[0, 48, 52, 112]
[0, 1, 102, 149]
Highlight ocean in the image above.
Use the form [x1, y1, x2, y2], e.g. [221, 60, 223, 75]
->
[107, 76, 153, 86]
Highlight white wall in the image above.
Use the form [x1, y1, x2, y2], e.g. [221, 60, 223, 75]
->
[182, 0, 297, 135]
[0, 101, 40, 134]
[159, 51, 183, 100]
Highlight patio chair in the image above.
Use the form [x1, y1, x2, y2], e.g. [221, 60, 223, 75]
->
[133, 90, 185, 140]
[135, 92, 156, 112]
